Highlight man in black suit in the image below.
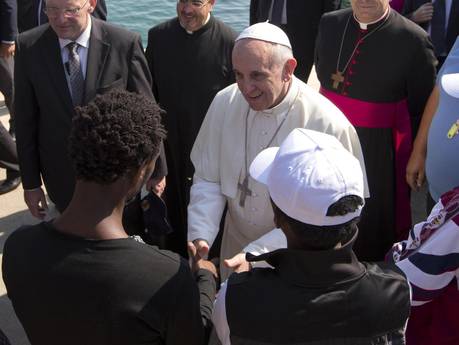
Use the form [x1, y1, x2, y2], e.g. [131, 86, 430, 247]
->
[17, 0, 107, 33]
[14, 0, 164, 220]
[0, 0, 21, 194]
[250, 0, 339, 81]
[403, 0, 459, 68]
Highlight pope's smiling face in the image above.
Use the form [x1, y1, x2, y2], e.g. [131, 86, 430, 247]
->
[232, 39, 293, 111]
[351, 0, 389, 23]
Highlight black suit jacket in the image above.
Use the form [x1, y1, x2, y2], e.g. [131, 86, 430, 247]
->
[17, 0, 107, 33]
[14, 18, 157, 210]
[0, 0, 17, 41]
[250, 0, 339, 81]
[403, 0, 459, 55]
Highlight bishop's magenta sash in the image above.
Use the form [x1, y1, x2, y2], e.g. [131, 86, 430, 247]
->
[321, 87, 412, 240]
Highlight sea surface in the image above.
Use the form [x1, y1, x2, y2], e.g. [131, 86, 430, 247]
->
[107, 0, 250, 44]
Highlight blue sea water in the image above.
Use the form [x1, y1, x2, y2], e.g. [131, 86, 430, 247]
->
[107, 0, 250, 44]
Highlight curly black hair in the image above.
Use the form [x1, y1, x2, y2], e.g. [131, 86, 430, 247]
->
[69, 89, 166, 184]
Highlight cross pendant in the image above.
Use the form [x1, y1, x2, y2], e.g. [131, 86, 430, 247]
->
[331, 71, 345, 89]
[238, 176, 252, 208]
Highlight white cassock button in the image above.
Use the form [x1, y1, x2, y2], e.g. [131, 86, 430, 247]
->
[252, 207, 257, 212]
[262, 131, 268, 135]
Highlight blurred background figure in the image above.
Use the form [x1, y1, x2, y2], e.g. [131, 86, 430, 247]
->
[249, 0, 339, 82]
[403, 0, 459, 69]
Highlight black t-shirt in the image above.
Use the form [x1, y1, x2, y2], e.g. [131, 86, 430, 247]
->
[2, 222, 213, 345]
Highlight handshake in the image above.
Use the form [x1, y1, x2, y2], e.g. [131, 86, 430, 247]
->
[187, 239, 252, 279]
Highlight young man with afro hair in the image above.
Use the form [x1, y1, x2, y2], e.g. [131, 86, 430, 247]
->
[2, 89, 217, 345]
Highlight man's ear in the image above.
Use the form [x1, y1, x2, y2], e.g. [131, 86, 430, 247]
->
[271, 202, 281, 229]
[283, 57, 297, 82]
[88, 0, 97, 13]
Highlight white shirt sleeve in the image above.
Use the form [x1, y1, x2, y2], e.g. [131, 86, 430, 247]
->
[244, 228, 287, 255]
[212, 281, 231, 345]
[187, 175, 226, 247]
[243, 228, 287, 268]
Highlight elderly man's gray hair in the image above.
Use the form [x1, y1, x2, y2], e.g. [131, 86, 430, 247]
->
[270, 43, 294, 68]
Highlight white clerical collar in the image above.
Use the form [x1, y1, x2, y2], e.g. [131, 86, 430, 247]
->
[259, 76, 299, 116]
[182, 13, 211, 34]
[354, 6, 390, 30]
[59, 14, 92, 49]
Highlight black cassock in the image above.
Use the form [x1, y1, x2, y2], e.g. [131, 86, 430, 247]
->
[315, 8, 436, 260]
[146, 16, 236, 256]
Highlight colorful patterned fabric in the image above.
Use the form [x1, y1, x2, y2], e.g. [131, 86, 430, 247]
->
[391, 186, 459, 306]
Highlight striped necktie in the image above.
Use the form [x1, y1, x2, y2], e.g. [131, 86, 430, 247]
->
[66, 42, 85, 106]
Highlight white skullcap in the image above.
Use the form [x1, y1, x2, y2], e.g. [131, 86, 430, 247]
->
[236, 22, 292, 49]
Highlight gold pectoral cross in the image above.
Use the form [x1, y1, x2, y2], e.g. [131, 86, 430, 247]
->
[238, 176, 252, 208]
[331, 71, 344, 89]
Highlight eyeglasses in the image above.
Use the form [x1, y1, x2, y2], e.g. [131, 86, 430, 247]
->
[44, 0, 89, 17]
[177, 0, 210, 8]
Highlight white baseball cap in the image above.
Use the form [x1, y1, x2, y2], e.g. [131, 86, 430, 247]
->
[236, 22, 292, 49]
[249, 128, 364, 226]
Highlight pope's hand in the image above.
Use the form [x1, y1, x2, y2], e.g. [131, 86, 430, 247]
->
[187, 241, 218, 278]
[189, 239, 209, 260]
[224, 252, 251, 273]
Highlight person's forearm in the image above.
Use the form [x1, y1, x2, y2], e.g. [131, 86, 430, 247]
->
[188, 176, 226, 246]
[195, 269, 216, 329]
[412, 86, 439, 156]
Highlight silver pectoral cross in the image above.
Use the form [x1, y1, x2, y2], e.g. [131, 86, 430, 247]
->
[238, 176, 252, 208]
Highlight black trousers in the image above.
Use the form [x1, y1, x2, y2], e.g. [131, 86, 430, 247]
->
[0, 55, 18, 180]
[0, 122, 19, 179]
[0, 55, 15, 129]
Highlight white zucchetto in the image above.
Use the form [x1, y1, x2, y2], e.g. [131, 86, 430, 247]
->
[236, 22, 292, 49]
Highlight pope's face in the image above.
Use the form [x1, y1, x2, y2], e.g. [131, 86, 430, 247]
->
[45, 0, 95, 40]
[232, 40, 289, 111]
[177, 0, 215, 32]
[351, 0, 389, 23]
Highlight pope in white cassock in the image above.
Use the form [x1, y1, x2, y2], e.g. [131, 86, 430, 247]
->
[188, 22, 368, 280]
